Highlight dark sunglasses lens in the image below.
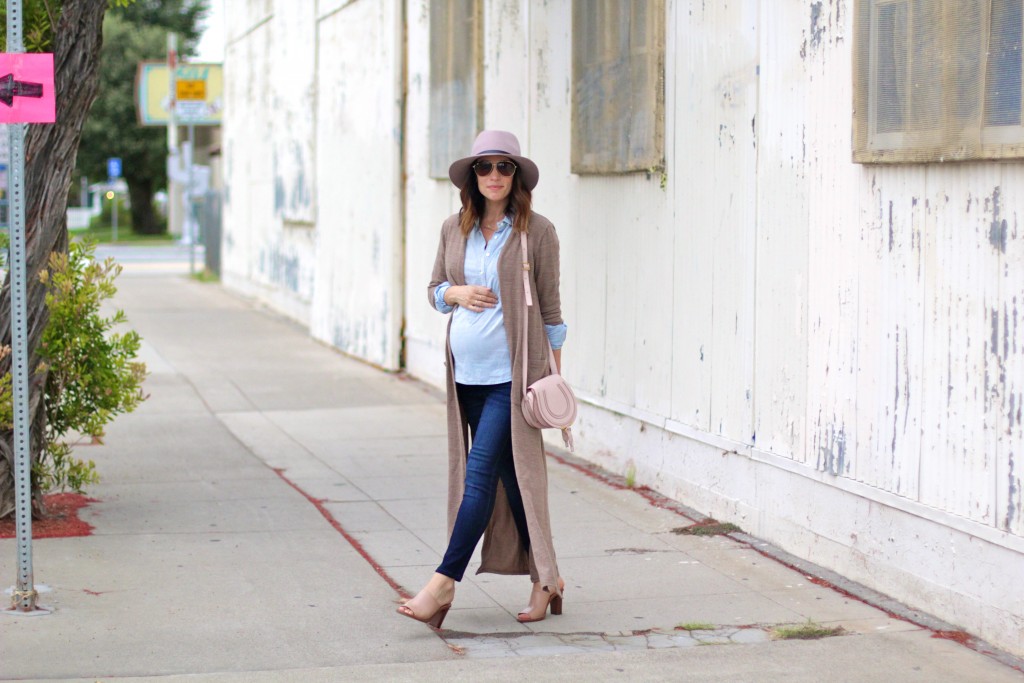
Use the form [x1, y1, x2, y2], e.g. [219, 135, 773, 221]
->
[473, 161, 517, 177]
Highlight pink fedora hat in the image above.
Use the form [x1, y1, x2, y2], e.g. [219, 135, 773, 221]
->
[448, 130, 540, 191]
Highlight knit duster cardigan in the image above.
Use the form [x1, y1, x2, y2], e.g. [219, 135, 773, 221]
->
[427, 210, 563, 594]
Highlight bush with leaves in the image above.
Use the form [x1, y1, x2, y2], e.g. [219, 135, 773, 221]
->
[0, 241, 148, 497]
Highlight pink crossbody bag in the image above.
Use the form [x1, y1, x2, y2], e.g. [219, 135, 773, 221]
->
[519, 231, 577, 451]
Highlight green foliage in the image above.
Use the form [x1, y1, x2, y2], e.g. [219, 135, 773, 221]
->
[0, 1, 134, 52]
[0, 0, 58, 52]
[770, 621, 845, 641]
[77, 223, 173, 245]
[88, 195, 133, 231]
[675, 622, 717, 632]
[75, 0, 208, 235]
[0, 229, 8, 270]
[34, 442, 100, 494]
[22, 241, 149, 493]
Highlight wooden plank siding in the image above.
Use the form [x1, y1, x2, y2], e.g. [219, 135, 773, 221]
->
[669, 0, 758, 443]
[310, 0, 404, 369]
[754, 0, 810, 461]
[220, 0, 1024, 653]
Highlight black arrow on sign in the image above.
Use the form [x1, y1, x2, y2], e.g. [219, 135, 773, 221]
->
[0, 73, 44, 107]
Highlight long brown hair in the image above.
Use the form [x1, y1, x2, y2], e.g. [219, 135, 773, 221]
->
[458, 165, 533, 236]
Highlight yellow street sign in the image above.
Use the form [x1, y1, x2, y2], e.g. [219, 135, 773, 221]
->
[176, 79, 206, 101]
[134, 62, 223, 126]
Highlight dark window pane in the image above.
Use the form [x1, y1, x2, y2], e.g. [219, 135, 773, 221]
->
[985, 0, 1023, 126]
[430, 0, 480, 178]
[877, 3, 908, 133]
[572, 0, 664, 173]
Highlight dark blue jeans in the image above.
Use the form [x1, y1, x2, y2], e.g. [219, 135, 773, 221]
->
[436, 381, 531, 581]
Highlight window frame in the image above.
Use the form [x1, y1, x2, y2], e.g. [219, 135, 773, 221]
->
[429, 0, 483, 180]
[570, 0, 666, 175]
[856, 0, 1024, 163]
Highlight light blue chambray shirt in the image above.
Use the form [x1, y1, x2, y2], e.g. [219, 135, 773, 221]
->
[434, 215, 567, 385]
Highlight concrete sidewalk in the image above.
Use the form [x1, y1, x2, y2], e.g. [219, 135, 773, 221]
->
[1, 266, 1021, 682]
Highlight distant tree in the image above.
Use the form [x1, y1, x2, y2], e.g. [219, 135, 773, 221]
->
[0, 0, 122, 518]
[75, 0, 207, 235]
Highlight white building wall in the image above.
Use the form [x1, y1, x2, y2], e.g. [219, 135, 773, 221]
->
[222, 0, 317, 324]
[403, 0, 463, 387]
[224, 0, 403, 368]
[221, 0, 1024, 655]
[405, 0, 1024, 655]
[310, 0, 404, 369]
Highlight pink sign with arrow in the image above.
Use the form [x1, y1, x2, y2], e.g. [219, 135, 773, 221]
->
[0, 53, 55, 123]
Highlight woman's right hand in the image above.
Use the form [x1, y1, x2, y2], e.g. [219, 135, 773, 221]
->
[445, 285, 497, 313]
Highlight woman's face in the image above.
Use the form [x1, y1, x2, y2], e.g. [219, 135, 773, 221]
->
[475, 155, 514, 206]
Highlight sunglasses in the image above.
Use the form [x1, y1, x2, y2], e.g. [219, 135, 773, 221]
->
[472, 160, 517, 177]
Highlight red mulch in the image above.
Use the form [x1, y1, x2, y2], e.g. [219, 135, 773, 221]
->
[0, 493, 97, 539]
[932, 630, 973, 645]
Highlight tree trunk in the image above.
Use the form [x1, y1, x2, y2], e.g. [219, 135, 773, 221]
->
[0, 0, 109, 520]
[127, 175, 162, 234]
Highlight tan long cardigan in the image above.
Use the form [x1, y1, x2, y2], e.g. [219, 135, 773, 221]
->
[427, 210, 563, 594]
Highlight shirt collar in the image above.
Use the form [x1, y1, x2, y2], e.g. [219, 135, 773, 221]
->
[475, 215, 513, 236]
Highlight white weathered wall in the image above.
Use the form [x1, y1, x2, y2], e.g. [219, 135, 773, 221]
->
[223, 0, 403, 369]
[221, 0, 1024, 655]
[222, 0, 317, 323]
[310, 0, 404, 369]
[404, 0, 1024, 655]
[403, 0, 463, 387]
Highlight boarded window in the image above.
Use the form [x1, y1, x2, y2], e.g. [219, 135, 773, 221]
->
[854, 0, 1024, 162]
[571, 0, 666, 173]
[430, 0, 482, 178]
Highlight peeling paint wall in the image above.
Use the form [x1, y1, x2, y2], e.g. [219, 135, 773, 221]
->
[222, 0, 317, 323]
[222, 0, 1024, 654]
[309, 0, 404, 368]
[404, 0, 1024, 655]
[222, 0, 403, 368]
[404, 0, 465, 385]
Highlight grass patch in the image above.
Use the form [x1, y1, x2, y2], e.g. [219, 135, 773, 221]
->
[73, 226, 173, 244]
[672, 519, 742, 536]
[771, 621, 845, 640]
[191, 269, 219, 283]
[675, 622, 716, 631]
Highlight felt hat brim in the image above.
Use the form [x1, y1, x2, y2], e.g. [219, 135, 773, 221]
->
[448, 130, 539, 191]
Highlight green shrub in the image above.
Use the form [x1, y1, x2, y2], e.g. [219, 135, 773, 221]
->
[88, 194, 133, 231]
[0, 240, 149, 494]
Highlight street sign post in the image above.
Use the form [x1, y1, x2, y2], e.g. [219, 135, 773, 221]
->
[0, 53, 55, 123]
[4, 1, 55, 616]
[107, 157, 122, 242]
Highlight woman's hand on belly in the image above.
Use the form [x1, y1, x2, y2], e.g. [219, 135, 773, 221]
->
[445, 285, 498, 313]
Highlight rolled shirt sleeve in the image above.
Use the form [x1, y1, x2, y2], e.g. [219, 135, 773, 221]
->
[545, 323, 567, 350]
[434, 281, 454, 313]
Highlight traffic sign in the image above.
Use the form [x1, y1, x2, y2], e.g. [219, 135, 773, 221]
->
[107, 157, 122, 179]
[176, 79, 205, 101]
[0, 53, 55, 123]
[135, 62, 223, 126]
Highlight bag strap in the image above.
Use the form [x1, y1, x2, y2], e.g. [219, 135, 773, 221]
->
[520, 231, 575, 452]
[520, 231, 559, 396]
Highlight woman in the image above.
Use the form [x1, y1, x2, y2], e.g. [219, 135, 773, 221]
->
[397, 130, 566, 628]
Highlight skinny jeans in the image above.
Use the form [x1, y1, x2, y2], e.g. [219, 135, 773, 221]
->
[436, 381, 531, 581]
